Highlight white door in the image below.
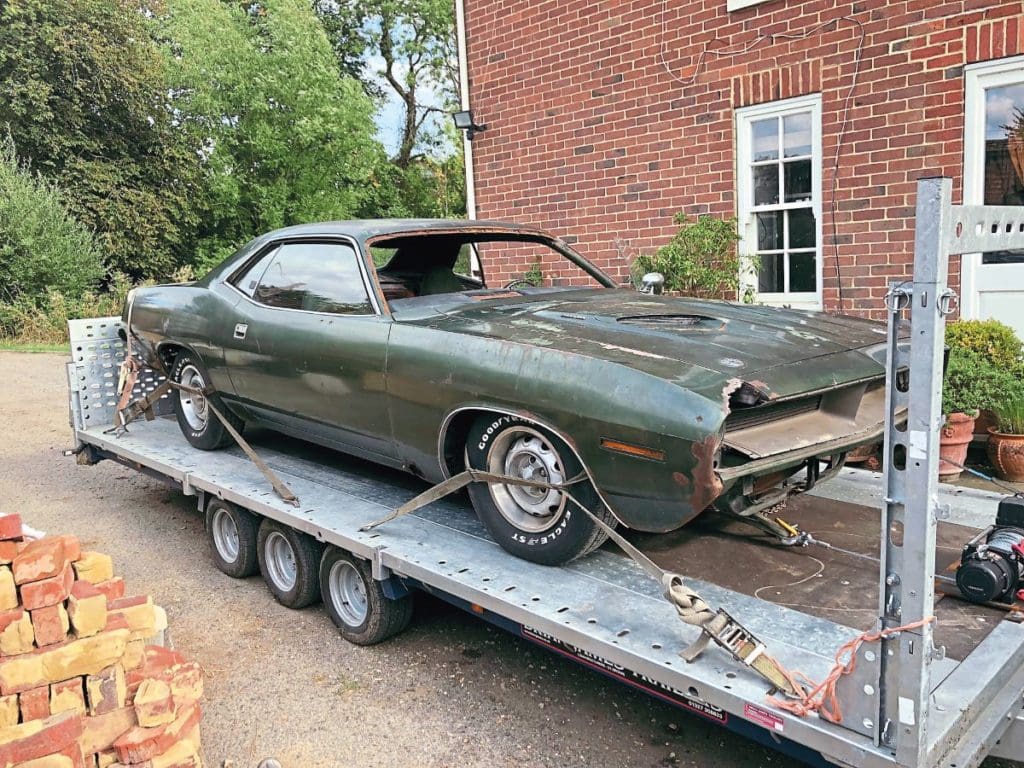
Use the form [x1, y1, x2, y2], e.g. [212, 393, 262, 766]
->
[963, 57, 1024, 338]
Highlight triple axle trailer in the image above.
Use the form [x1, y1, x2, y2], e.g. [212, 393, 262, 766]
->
[67, 179, 1024, 767]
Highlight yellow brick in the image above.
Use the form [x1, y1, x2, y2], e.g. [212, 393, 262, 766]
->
[0, 694, 17, 727]
[12, 754, 74, 768]
[134, 679, 174, 727]
[0, 718, 43, 745]
[72, 552, 113, 585]
[67, 592, 107, 638]
[111, 601, 157, 642]
[0, 567, 17, 612]
[96, 751, 117, 768]
[121, 639, 144, 671]
[49, 681, 85, 717]
[149, 738, 199, 768]
[40, 629, 129, 684]
[0, 613, 34, 656]
[0, 654, 44, 695]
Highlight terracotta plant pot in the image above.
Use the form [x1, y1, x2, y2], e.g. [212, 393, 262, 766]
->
[938, 412, 976, 480]
[974, 409, 998, 442]
[987, 428, 1024, 482]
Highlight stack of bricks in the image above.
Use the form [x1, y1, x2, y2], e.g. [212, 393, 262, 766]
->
[0, 515, 204, 768]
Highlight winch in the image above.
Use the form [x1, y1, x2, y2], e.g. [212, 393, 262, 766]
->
[956, 496, 1024, 604]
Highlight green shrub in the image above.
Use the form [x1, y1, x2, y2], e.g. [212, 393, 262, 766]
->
[632, 214, 742, 298]
[942, 348, 1024, 416]
[0, 136, 106, 305]
[945, 318, 1023, 369]
[0, 272, 138, 345]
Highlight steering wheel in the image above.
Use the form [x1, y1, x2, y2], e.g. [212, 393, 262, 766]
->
[503, 278, 535, 290]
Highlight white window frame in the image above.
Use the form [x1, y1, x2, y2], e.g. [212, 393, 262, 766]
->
[961, 54, 1024, 320]
[735, 93, 823, 310]
[727, 0, 773, 10]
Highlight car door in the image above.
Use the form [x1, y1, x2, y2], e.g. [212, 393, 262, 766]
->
[219, 237, 396, 462]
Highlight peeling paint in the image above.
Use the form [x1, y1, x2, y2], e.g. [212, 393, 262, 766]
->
[721, 377, 744, 414]
[688, 433, 724, 513]
[596, 342, 671, 360]
[672, 471, 690, 487]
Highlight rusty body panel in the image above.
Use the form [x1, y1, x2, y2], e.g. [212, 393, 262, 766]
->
[124, 218, 901, 535]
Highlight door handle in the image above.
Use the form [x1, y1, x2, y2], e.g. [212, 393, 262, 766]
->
[234, 323, 248, 340]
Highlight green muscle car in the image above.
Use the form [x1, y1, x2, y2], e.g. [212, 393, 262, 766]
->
[124, 219, 895, 565]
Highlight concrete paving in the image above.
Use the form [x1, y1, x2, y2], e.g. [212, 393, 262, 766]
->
[0, 352, 1012, 768]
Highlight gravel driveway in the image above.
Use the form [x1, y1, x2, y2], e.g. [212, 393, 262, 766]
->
[0, 351, 1008, 768]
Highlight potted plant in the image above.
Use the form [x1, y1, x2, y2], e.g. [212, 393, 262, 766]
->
[989, 391, 1024, 482]
[945, 318, 1024, 441]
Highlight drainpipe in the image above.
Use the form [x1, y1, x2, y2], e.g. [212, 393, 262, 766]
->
[454, 0, 477, 220]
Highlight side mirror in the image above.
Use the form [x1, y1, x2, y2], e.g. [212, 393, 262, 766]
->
[639, 272, 665, 295]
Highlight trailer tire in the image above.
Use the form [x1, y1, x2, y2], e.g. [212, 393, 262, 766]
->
[257, 520, 322, 609]
[169, 352, 241, 450]
[320, 548, 413, 644]
[205, 500, 258, 578]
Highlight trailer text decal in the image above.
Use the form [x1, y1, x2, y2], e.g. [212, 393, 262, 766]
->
[522, 626, 727, 724]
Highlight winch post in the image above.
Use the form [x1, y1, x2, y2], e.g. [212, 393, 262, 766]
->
[876, 178, 951, 762]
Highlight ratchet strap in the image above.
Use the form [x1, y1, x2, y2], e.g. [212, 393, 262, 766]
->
[360, 468, 800, 697]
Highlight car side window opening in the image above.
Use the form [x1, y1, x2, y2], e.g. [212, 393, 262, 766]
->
[252, 241, 374, 315]
[231, 246, 279, 298]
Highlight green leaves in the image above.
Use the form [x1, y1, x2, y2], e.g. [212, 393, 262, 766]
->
[632, 214, 743, 299]
[157, 0, 386, 258]
[0, 136, 105, 305]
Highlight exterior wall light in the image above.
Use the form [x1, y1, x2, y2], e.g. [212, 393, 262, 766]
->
[452, 110, 486, 140]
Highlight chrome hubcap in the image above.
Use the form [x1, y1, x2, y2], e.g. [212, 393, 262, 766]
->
[328, 560, 368, 627]
[211, 508, 240, 563]
[487, 427, 566, 533]
[264, 531, 297, 591]
[179, 364, 209, 431]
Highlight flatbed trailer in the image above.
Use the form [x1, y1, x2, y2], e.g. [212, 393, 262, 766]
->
[66, 179, 1024, 767]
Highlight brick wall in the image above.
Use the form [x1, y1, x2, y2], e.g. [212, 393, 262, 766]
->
[463, 0, 1024, 317]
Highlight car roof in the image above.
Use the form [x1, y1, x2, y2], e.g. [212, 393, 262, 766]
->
[262, 219, 554, 242]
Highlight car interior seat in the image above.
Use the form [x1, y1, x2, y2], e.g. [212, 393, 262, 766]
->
[418, 266, 465, 295]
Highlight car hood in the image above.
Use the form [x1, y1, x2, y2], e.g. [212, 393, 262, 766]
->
[403, 289, 889, 401]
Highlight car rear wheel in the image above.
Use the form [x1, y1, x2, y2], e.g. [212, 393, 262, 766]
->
[464, 414, 614, 565]
[169, 352, 241, 450]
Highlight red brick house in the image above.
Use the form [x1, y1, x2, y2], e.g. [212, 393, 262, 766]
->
[454, 0, 1024, 331]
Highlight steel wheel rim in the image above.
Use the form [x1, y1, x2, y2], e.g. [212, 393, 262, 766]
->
[486, 426, 566, 534]
[329, 560, 368, 627]
[264, 531, 297, 592]
[211, 508, 240, 563]
[179, 364, 209, 431]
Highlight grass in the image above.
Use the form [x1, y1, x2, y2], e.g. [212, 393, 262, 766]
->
[0, 341, 66, 353]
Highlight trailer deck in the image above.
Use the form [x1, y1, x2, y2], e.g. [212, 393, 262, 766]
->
[67, 319, 1023, 768]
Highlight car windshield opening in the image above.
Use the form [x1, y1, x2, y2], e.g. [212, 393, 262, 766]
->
[369, 232, 609, 313]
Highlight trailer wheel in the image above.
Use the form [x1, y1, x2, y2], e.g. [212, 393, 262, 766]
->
[320, 548, 413, 645]
[257, 520, 322, 609]
[205, 500, 259, 578]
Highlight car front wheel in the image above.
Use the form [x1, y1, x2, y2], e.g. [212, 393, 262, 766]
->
[464, 414, 614, 565]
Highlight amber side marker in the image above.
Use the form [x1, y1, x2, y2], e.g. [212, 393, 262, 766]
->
[599, 438, 665, 462]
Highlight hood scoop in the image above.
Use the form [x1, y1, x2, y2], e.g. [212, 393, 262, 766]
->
[616, 314, 722, 331]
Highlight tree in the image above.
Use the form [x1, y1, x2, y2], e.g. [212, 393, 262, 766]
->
[316, 0, 459, 168]
[0, 0, 202, 280]
[0, 135, 105, 304]
[155, 0, 389, 267]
